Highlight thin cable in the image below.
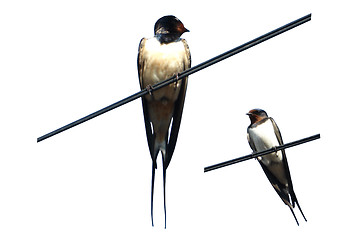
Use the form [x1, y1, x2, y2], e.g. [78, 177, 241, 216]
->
[204, 133, 320, 173]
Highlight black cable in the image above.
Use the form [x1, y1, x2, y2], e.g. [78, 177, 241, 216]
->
[204, 133, 320, 173]
[37, 14, 311, 142]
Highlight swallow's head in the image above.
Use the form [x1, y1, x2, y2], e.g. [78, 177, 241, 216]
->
[154, 15, 189, 42]
[246, 108, 268, 124]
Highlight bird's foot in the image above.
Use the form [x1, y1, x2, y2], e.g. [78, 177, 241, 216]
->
[174, 73, 180, 87]
[273, 146, 279, 157]
[146, 84, 153, 95]
[251, 152, 262, 161]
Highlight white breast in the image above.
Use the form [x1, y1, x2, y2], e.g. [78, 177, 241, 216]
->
[142, 38, 186, 84]
[248, 120, 283, 164]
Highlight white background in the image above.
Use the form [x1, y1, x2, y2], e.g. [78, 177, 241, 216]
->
[1, 0, 339, 239]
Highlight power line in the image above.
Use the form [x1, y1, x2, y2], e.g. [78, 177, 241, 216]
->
[37, 14, 311, 142]
[204, 133, 320, 173]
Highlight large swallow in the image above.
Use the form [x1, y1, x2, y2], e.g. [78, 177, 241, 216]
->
[246, 108, 307, 225]
[137, 15, 191, 228]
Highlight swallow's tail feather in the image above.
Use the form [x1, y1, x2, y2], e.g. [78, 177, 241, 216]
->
[282, 197, 299, 225]
[288, 205, 299, 226]
[286, 191, 307, 225]
[150, 147, 159, 227]
[150, 142, 168, 228]
[291, 192, 307, 222]
[161, 150, 167, 229]
[151, 161, 156, 227]
[296, 200, 307, 222]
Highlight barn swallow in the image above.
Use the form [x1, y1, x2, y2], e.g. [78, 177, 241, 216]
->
[246, 108, 307, 225]
[137, 15, 191, 228]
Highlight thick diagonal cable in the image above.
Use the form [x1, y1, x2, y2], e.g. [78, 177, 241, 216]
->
[37, 14, 311, 142]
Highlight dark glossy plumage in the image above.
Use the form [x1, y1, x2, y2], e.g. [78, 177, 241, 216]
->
[247, 109, 307, 225]
[138, 15, 190, 228]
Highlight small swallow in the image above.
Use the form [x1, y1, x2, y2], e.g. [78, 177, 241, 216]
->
[246, 108, 307, 225]
[137, 15, 191, 228]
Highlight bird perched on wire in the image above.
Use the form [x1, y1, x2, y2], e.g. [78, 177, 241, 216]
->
[246, 108, 307, 225]
[137, 15, 191, 228]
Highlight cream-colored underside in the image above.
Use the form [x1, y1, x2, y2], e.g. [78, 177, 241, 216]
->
[248, 120, 288, 186]
[140, 38, 188, 146]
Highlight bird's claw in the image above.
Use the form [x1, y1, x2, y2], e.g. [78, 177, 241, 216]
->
[252, 152, 261, 161]
[174, 73, 180, 86]
[273, 146, 279, 156]
[146, 84, 153, 95]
